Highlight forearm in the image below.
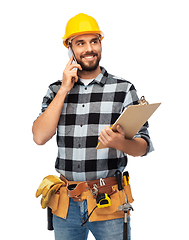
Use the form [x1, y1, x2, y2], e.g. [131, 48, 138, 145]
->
[33, 56, 82, 145]
[32, 87, 68, 145]
[99, 125, 148, 157]
[114, 137, 148, 157]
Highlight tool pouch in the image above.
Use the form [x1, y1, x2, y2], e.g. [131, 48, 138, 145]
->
[124, 184, 134, 204]
[48, 185, 70, 220]
[48, 180, 89, 219]
[87, 183, 134, 222]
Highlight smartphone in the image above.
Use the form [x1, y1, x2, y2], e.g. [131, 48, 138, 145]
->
[68, 47, 77, 71]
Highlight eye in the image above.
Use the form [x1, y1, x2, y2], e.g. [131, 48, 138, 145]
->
[77, 42, 84, 46]
[91, 40, 98, 44]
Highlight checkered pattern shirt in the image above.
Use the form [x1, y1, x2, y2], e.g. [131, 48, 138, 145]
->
[39, 67, 154, 181]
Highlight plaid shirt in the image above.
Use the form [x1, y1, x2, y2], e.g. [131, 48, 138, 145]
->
[39, 67, 154, 181]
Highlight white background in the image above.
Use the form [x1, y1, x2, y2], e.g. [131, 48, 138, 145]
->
[1, 0, 189, 239]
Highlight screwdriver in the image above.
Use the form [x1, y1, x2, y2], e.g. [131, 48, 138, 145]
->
[123, 171, 130, 186]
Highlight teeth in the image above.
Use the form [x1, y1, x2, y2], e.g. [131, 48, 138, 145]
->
[84, 56, 93, 59]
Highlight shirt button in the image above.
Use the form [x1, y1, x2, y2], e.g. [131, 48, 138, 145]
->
[80, 124, 83, 127]
[85, 87, 87, 90]
[82, 104, 85, 107]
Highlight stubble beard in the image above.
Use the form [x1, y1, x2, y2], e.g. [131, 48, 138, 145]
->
[77, 52, 101, 72]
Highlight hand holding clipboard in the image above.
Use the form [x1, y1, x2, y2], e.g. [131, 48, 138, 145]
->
[96, 97, 161, 150]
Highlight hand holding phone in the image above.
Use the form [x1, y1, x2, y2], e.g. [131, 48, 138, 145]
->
[61, 48, 82, 92]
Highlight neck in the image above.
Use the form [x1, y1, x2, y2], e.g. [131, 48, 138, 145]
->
[78, 65, 101, 79]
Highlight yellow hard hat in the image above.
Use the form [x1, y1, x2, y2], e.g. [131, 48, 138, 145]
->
[62, 13, 104, 48]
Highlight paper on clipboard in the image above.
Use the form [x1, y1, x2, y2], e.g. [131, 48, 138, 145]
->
[96, 102, 161, 150]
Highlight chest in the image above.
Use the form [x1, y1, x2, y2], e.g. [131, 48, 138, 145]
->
[58, 84, 126, 135]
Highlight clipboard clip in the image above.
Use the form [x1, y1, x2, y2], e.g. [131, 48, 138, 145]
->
[138, 96, 149, 105]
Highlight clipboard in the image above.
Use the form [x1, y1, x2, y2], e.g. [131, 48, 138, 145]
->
[96, 97, 161, 150]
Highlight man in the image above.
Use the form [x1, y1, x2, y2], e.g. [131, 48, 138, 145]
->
[33, 13, 154, 240]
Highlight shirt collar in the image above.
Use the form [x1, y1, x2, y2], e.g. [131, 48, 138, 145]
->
[93, 67, 108, 86]
[76, 67, 108, 87]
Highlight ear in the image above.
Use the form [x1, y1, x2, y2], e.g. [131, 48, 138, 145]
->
[99, 41, 102, 53]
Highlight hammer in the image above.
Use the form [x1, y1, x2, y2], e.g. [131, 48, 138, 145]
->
[115, 170, 133, 240]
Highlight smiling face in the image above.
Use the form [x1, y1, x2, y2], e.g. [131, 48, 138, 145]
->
[71, 34, 102, 72]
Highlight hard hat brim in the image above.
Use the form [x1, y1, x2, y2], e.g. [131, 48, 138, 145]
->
[62, 31, 104, 48]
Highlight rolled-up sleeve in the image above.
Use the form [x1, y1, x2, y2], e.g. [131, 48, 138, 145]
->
[133, 121, 154, 156]
[38, 81, 61, 117]
[34, 83, 58, 122]
[123, 84, 154, 156]
[40, 88, 54, 114]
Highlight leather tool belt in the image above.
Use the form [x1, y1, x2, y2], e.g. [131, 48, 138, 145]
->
[60, 175, 118, 202]
[45, 175, 134, 223]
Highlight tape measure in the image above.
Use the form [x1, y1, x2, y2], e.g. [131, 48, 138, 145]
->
[81, 193, 111, 226]
[96, 193, 111, 208]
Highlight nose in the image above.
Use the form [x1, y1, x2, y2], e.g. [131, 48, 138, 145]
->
[85, 42, 93, 52]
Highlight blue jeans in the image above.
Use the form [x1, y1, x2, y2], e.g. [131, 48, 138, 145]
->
[53, 198, 131, 240]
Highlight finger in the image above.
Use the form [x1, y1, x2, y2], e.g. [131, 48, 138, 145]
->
[66, 56, 82, 71]
[104, 126, 114, 136]
[66, 56, 74, 67]
[99, 133, 108, 146]
[70, 71, 78, 83]
[100, 128, 111, 142]
[105, 126, 110, 131]
[69, 63, 82, 71]
[116, 125, 125, 136]
[99, 130, 106, 140]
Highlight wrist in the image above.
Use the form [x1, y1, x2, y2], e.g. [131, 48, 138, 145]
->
[58, 86, 70, 97]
